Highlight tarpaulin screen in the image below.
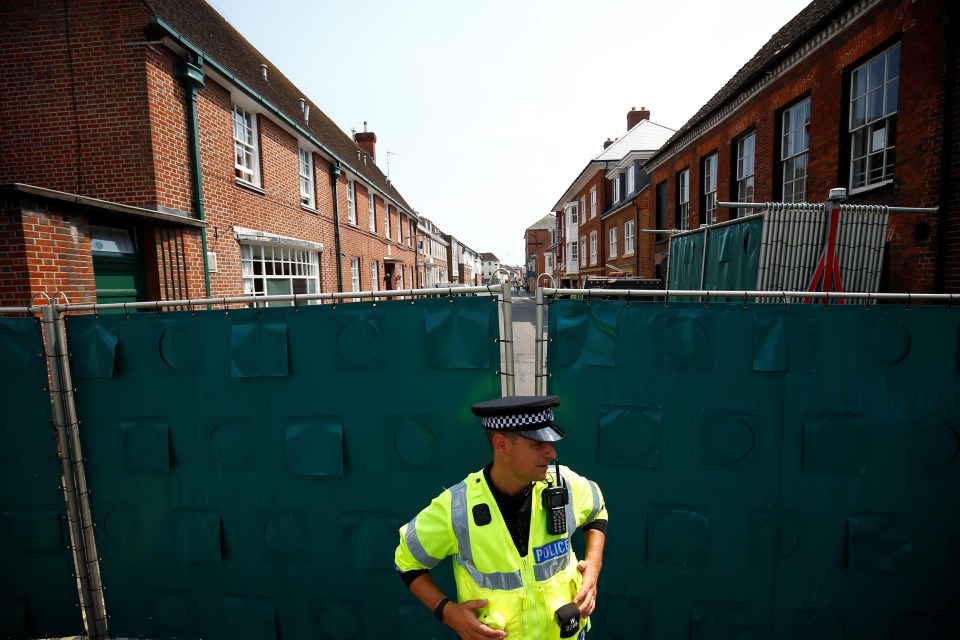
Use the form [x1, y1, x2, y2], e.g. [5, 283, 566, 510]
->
[65, 296, 501, 639]
[669, 219, 763, 298]
[0, 317, 84, 638]
[548, 299, 959, 638]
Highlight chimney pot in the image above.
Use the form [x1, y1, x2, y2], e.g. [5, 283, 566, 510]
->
[603, 137, 615, 150]
[627, 106, 651, 130]
[354, 127, 378, 163]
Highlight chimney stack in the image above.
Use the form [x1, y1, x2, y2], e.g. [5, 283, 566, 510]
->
[354, 121, 377, 162]
[603, 137, 615, 150]
[627, 106, 650, 130]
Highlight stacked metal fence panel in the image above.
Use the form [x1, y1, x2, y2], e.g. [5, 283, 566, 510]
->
[0, 316, 85, 638]
[547, 299, 960, 639]
[670, 206, 891, 302]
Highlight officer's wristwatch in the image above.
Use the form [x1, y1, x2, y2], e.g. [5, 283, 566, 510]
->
[434, 597, 451, 623]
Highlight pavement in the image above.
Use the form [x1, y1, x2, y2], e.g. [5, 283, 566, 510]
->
[501, 293, 540, 396]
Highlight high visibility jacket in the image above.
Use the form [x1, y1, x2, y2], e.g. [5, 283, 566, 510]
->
[395, 465, 607, 640]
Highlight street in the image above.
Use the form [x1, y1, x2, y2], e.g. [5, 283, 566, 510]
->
[502, 293, 539, 396]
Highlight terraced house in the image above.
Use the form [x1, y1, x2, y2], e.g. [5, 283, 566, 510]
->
[549, 0, 958, 294]
[1, 0, 424, 307]
[645, 0, 959, 293]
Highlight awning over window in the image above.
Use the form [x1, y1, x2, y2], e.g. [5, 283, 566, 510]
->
[233, 226, 323, 251]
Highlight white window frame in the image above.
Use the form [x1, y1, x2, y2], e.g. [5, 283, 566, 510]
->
[590, 231, 598, 266]
[736, 132, 756, 218]
[568, 240, 578, 262]
[371, 260, 380, 292]
[703, 154, 718, 225]
[545, 252, 553, 272]
[849, 42, 900, 192]
[580, 237, 586, 267]
[590, 188, 597, 218]
[385, 203, 391, 239]
[368, 191, 376, 232]
[350, 256, 361, 296]
[397, 211, 403, 243]
[782, 97, 811, 203]
[299, 148, 314, 208]
[566, 204, 578, 226]
[241, 243, 319, 307]
[624, 220, 635, 255]
[233, 104, 260, 186]
[626, 164, 635, 194]
[580, 197, 586, 222]
[678, 169, 690, 230]
[346, 179, 357, 225]
[608, 227, 617, 259]
[613, 175, 621, 202]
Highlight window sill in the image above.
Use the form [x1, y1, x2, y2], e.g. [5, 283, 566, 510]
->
[235, 179, 266, 195]
[301, 204, 320, 215]
[848, 179, 894, 197]
[623, 251, 635, 257]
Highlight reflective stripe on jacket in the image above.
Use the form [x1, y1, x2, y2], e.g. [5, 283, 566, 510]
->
[395, 465, 607, 639]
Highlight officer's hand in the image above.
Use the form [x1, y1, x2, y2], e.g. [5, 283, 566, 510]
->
[444, 599, 508, 639]
[573, 560, 599, 618]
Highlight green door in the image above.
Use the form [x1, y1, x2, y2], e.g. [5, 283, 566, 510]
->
[93, 254, 145, 307]
[91, 226, 145, 309]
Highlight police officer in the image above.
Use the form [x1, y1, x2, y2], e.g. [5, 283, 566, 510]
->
[395, 395, 608, 639]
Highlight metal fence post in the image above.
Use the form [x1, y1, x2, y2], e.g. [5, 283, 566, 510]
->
[42, 301, 109, 639]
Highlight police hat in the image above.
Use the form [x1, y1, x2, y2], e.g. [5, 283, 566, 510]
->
[471, 395, 566, 442]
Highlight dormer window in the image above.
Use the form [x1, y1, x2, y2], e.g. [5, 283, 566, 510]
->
[613, 175, 621, 203]
[626, 164, 635, 194]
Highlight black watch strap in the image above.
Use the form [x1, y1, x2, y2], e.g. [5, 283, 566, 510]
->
[433, 597, 451, 622]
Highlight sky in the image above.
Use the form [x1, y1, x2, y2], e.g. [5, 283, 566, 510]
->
[210, 0, 813, 267]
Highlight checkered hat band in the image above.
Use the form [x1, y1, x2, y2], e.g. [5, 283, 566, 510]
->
[482, 408, 554, 430]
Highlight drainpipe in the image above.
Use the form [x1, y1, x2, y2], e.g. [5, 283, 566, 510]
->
[934, 2, 957, 293]
[634, 199, 640, 276]
[330, 162, 344, 292]
[175, 58, 212, 299]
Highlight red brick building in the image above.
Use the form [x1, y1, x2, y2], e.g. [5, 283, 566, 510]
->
[523, 213, 556, 290]
[551, 109, 674, 287]
[643, 0, 958, 293]
[1, 0, 420, 307]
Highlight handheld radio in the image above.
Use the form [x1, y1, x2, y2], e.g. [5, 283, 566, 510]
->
[542, 460, 568, 535]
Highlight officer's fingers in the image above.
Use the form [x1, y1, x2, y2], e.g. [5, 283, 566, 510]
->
[460, 599, 489, 612]
[476, 624, 508, 639]
[574, 583, 597, 605]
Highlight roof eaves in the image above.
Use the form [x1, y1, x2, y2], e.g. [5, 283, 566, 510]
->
[550, 160, 611, 212]
[147, 13, 417, 217]
[645, 0, 853, 168]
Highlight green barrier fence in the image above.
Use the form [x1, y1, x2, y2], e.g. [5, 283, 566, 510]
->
[64, 295, 501, 639]
[0, 317, 85, 638]
[548, 299, 959, 638]
[668, 219, 764, 299]
[6, 292, 959, 639]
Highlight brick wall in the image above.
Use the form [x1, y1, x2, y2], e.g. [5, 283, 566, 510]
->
[0, 0, 157, 206]
[2, 0, 420, 304]
[0, 205, 32, 306]
[0, 200, 96, 307]
[645, 0, 949, 293]
[603, 197, 647, 277]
